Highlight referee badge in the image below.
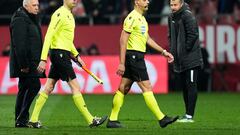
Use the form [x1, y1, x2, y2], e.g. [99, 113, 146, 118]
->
[60, 53, 63, 58]
[132, 55, 136, 59]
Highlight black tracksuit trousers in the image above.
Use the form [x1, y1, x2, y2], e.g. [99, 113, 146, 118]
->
[176, 67, 199, 117]
[15, 77, 40, 124]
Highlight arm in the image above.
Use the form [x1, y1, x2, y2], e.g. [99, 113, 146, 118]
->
[69, 43, 81, 65]
[168, 15, 172, 51]
[37, 13, 62, 73]
[40, 13, 62, 61]
[183, 11, 199, 51]
[70, 46, 79, 58]
[147, 36, 174, 63]
[116, 30, 130, 76]
[11, 17, 29, 70]
[70, 54, 86, 67]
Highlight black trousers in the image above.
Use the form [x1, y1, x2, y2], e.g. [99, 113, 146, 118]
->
[15, 77, 40, 124]
[176, 67, 199, 117]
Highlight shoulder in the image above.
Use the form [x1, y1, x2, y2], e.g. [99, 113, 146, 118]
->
[11, 10, 29, 25]
[181, 9, 194, 20]
[125, 11, 138, 21]
[12, 8, 28, 19]
[52, 7, 65, 19]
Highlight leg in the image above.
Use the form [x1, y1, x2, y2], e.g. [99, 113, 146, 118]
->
[137, 80, 178, 128]
[68, 78, 93, 125]
[106, 77, 133, 128]
[68, 78, 107, 127]
[15, 78, 27, 120]
[16, 78, 40, 125]
[181, 72, 189, 116]
[15, 78, 28, 127]
[109, 78, 133, 120]
[185, 68, 198, 117]
[177, 68, 198, 123]
[137, 80, 165, 120]
[29, 78, 57, 124]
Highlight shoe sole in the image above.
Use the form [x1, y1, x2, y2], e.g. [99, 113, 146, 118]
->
[176, 120, 194, 123]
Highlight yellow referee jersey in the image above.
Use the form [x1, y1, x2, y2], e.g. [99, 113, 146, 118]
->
[41, 6, 79, 60]
[123, 10, 148, 53]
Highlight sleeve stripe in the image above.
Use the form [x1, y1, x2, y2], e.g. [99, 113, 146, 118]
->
[128, 19, 135, 29]
[54, 19, 61, 29]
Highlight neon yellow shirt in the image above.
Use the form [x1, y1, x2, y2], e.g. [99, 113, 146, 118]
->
[123, 10, 148, 53]
[41, 6, 79, 60]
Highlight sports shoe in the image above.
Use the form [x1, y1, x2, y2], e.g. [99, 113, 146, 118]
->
[106, 120, 122, 128]
[177, 115, 194, 123]
[27, 121, 42, 128]
[89, 116, 108, 128]
[159, 115, 179, 128]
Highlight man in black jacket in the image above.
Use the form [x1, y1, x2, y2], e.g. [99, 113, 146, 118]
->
[9, 0, 45, 127]
[168, 0, 203, 122]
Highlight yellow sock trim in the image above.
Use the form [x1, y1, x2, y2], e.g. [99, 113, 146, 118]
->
[109, 90, 124, 121]
[73, 94, 93, 125]
[30, 92, 48, 122]
[143, 91, 165, 120]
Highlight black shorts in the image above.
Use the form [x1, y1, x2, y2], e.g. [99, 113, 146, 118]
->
[123, 50, 149, 82]
[48, 49, 76, 82]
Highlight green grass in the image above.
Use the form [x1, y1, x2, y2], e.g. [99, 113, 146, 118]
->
[0, 92, 240, 135]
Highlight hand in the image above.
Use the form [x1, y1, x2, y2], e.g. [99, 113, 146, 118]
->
[37, 60, 46, 73]
[116, 64, 125, 76]
[163, 51, 174, 63]
[77, 56, 86, 67]
[20, 68, 29, 73]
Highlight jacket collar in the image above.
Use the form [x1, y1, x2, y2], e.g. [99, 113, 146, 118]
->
[16, 7, 39, 24]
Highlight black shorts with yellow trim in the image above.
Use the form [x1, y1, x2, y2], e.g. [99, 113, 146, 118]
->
[48, 49, 76, 82]
[123, 50, 149, 82]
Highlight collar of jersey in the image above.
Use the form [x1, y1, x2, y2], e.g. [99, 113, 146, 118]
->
[61, 6, 72, 14]
[133, 9, 143, 18]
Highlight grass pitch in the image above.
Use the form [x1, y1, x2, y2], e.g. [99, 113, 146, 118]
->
[0, 92, 240, 135]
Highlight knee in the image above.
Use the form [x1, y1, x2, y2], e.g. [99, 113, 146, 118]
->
[44, 84, 55, 94]
[29, 79, 41, 93]
[118, 84, 131, 95]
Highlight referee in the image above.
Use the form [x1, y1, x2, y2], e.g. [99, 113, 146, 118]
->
[106, 0, 178, 128]
[28, 0, 107, 128]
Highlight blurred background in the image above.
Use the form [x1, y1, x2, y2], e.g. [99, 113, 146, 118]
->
[0, 0, 240, 94]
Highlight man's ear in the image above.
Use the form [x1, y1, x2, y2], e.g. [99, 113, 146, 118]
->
[135, 0, 139, 6]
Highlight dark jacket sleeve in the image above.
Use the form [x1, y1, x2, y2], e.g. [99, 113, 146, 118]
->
[182, 11, 199, 51]
[11, 17, 29, 69]
[168, 15, 171, 50]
